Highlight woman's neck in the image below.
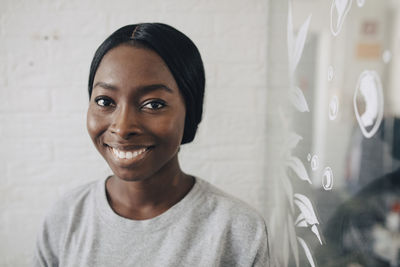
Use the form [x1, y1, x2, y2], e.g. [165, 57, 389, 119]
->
[105, 157, 195, 220]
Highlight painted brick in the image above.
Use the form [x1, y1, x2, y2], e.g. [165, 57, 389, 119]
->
[215, 62, 267, 87]
[51, 86, 89, 113]
[0, 208, 46, 266]
[1, 8, 109, 37]
[1, 113, 87, 138]
[0, 87, 51, 113]
[1, 140, 52, 162]
[203, 111, 265, 146]
[53, 137, 102, 161]
[205, 86, 259, 113]
[5, 158, 103, 187]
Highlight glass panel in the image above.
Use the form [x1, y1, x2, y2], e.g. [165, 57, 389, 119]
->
[267, 0, 400, 266]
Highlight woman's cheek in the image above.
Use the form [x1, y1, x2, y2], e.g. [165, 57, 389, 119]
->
[155, 115, 185, 143]
[87, 108, 106, 139]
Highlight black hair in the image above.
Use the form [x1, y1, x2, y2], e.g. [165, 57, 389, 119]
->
[88, 23, 205, 144]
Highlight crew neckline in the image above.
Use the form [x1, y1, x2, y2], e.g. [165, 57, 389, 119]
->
[95, 176, 204, 233]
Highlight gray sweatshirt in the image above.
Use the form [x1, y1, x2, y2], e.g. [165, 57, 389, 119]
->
[34, 177, 270, 267]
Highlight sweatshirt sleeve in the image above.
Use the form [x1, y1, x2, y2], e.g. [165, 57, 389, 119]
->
[252, 222, 271, 267]
[33, 199, 67, 267]
[33, 218, 59, 266]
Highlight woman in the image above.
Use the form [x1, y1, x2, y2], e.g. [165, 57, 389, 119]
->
[34, 23, 270, 267]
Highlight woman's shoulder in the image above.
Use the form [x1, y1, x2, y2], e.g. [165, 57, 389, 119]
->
[193, 178, 270, 266]
[43, 178, 101, 223]
[34, 179, 102, 262]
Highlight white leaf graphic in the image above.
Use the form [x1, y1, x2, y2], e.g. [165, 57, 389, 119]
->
[294, 194, 319, 225]
[311, 224, 323, 245]
[286, 156, 312, 184]
[288, 214, 299, 267]
[297, 237, 316, 267]
[330, 0, 353, 36]
[295, 213, 307, 227]
[286, 132, 303, 150]
[335, 0, 349, 28]
[292, 14, 312, 73]
[288, 0, 312, 75]
[289, 86, 310, 112]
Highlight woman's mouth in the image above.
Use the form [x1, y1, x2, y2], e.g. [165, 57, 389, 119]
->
[106, 145, 151, 165]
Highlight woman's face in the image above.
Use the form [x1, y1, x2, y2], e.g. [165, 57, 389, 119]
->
[87, 44, 186, 182]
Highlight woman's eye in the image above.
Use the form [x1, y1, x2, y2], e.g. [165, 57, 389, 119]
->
[142, 100, 166, 110]
[95, 97, 114, 107]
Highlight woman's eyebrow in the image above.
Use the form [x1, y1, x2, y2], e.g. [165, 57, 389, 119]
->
[93, 81, 118, 91]
[137, 84, 174, 94]
[93, 82, 173, 94]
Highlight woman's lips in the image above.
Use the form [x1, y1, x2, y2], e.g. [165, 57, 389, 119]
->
[106, 145, 151, 164]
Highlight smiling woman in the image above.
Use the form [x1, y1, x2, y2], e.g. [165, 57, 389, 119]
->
[88, 46, 187, 187]
[33, 23, 270, 267]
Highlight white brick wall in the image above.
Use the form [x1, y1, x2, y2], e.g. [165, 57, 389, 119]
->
[0, 0, 270, 265]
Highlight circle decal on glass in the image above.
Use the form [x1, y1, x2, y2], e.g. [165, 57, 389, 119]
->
[311, 155, 319, 171]
[329, 96, 339, 120]
[353, 70, 384, 138]
[330, 0, 353, 36]
[322, 167, 334, 190]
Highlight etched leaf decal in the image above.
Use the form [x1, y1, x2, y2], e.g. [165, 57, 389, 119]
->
[288, 214, 300, 267]
[311, 224, 323, 245]
[286, 132, 303, 150]
[289, 86, 310, 112]
[286, 156, 312, 184]
[335, 0, 349, 26]
[292, 14, 312, 73]
[298, 237, 316, 267]
[330, 0, 352, 36]
[294, 194, 319, 225]
[284, 3, 323, 267]
[295, 213, 308, 227]
[294, 194, 323, 245]
[288, 1, 312, 74]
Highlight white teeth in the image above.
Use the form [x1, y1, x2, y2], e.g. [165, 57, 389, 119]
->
[110, 147, 147, 160]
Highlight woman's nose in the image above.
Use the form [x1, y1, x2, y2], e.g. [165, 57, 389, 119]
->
[109, 106, 141, 139]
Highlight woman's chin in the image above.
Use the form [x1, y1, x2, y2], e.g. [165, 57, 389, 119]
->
[111, 172, 146, 182]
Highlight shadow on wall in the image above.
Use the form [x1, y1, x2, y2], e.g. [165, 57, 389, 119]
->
[316, 117, 400, 266]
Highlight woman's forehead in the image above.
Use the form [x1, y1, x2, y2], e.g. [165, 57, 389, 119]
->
[94, 45, 178, 91]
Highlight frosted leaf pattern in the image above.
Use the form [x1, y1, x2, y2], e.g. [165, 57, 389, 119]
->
[298, 237, 316, 267]
[330, 0, 353, 36]
[288, 1, 312, 75]
[294, 194, 319, 225]
[290, 86, 310, 112]
[287, 156, 312, 184]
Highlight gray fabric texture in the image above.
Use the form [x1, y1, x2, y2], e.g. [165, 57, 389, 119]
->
[33, 177, 270, 267]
